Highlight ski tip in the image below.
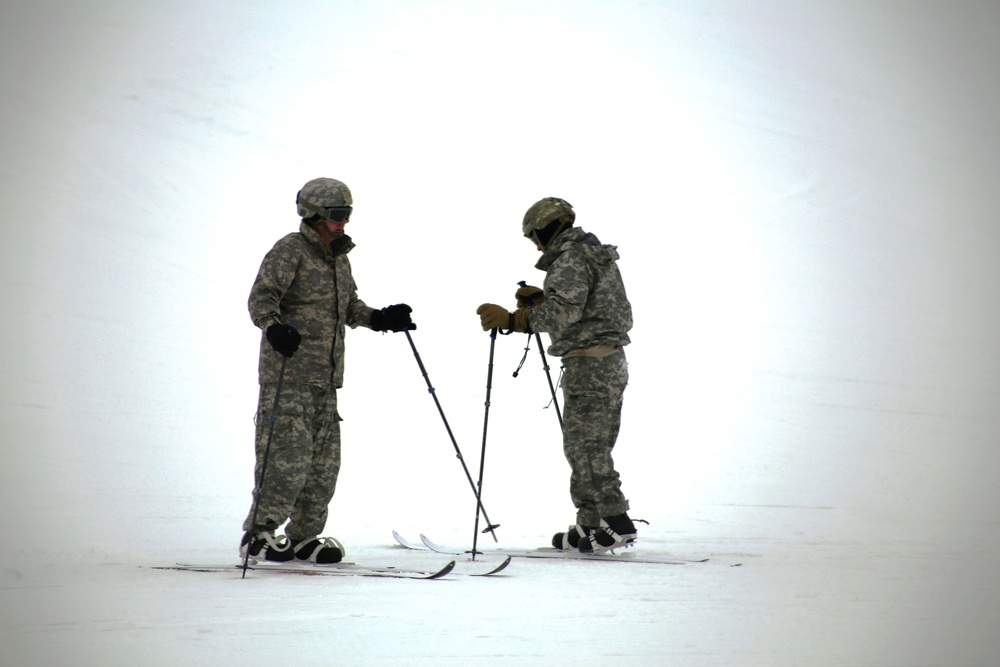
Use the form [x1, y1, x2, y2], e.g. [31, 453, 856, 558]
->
[429, 560, 457, 579]
[417, 533, 457, 554]
[477, 555, 512, 576]
[392, 530, 425, 550]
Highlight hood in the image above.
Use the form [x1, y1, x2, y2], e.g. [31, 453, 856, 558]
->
[534, 226, 620, 272]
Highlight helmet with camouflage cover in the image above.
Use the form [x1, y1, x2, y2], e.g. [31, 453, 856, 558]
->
[296, 178, 353, 219]
[522, 197, 575, 247]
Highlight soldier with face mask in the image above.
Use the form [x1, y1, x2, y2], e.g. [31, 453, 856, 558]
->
[240, 177, 414, 564]
[477, 197, 637, 554]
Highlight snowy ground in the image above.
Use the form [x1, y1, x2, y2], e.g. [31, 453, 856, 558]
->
[3, 2, 1000, 665]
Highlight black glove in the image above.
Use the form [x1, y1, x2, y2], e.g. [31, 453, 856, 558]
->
[370, 304, 416, 333]
[265, 323, 302, 357]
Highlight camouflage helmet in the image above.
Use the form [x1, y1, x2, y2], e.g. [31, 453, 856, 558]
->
[522, 197, 575, 239]
[296, 178, 353, 218]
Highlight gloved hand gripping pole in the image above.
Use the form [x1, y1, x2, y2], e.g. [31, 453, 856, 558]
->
[403, 327, 499, 541]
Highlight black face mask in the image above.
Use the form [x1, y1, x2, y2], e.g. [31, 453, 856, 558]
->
[534, 218, 567, 248]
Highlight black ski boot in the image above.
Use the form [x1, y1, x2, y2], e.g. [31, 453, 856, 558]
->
[291, 536, 345, 564]
[579, 512, 638, 554]
[552, 524, 596, 551]
[240, 531, 295, 562]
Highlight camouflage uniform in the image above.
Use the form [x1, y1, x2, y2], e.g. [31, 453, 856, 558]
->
[242, 222, 374, 540]
[528, 226, 633, 527]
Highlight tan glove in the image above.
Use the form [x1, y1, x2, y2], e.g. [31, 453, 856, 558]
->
[515, 284, 544, 307]
[477, 304, 533, 333]
[477, 304, 510, 331]
[511, 306, 532, 333]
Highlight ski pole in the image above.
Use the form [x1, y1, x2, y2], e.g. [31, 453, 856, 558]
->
[402, 327, 499, 541]
[471, 328, 499, 559]
[517, 281, 563, 428]
[242, 353, 289, 578]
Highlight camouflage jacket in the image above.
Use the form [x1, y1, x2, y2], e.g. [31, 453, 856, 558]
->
[528, 226, 633, 357]
[249, 222, 374, 387]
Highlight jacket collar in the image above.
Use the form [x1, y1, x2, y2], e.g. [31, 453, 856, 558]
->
[298, 221, 355, 257]
[535, 226, 588, 271]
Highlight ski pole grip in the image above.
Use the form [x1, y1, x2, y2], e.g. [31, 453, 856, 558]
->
[516, 280, 542, 307]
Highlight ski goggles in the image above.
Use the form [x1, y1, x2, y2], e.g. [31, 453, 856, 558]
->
[317, 206, 352, 222]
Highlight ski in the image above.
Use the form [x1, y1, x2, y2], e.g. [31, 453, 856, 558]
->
[392, 531, 707, 565]
[154, 559, 456, 580]
[393, 530, 429, 550]
[391, 531, 512, 574]
[465, 555, 512, 575]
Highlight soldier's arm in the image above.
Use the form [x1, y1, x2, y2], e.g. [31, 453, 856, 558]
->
[342, 261, 375, 329]
[529, 252, 592, 333]
[248, 238, 301, 331]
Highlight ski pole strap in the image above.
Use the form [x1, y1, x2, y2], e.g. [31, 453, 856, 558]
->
[512, 336, 530, 377]
[503, 312, 517, 336]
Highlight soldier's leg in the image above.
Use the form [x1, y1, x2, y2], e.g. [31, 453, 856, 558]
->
[561, 350, 629, 527]
[285, 384, 341, 540]
[242, 382, 313, 533]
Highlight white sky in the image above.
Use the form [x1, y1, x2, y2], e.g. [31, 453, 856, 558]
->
[3, 0, 998, 532]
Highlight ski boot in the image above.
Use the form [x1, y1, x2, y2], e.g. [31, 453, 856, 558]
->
[579, 513, 638, 554]
[291, 536, 345, 564]
[240, 530, 295, 562]
[552, 524, 596, 551]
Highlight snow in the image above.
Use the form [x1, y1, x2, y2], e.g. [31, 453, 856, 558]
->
[2, 1, 999, 665]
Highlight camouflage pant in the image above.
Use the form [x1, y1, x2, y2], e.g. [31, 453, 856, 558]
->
[560, 348, 629, 526]
[242, 382, 341, 540]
